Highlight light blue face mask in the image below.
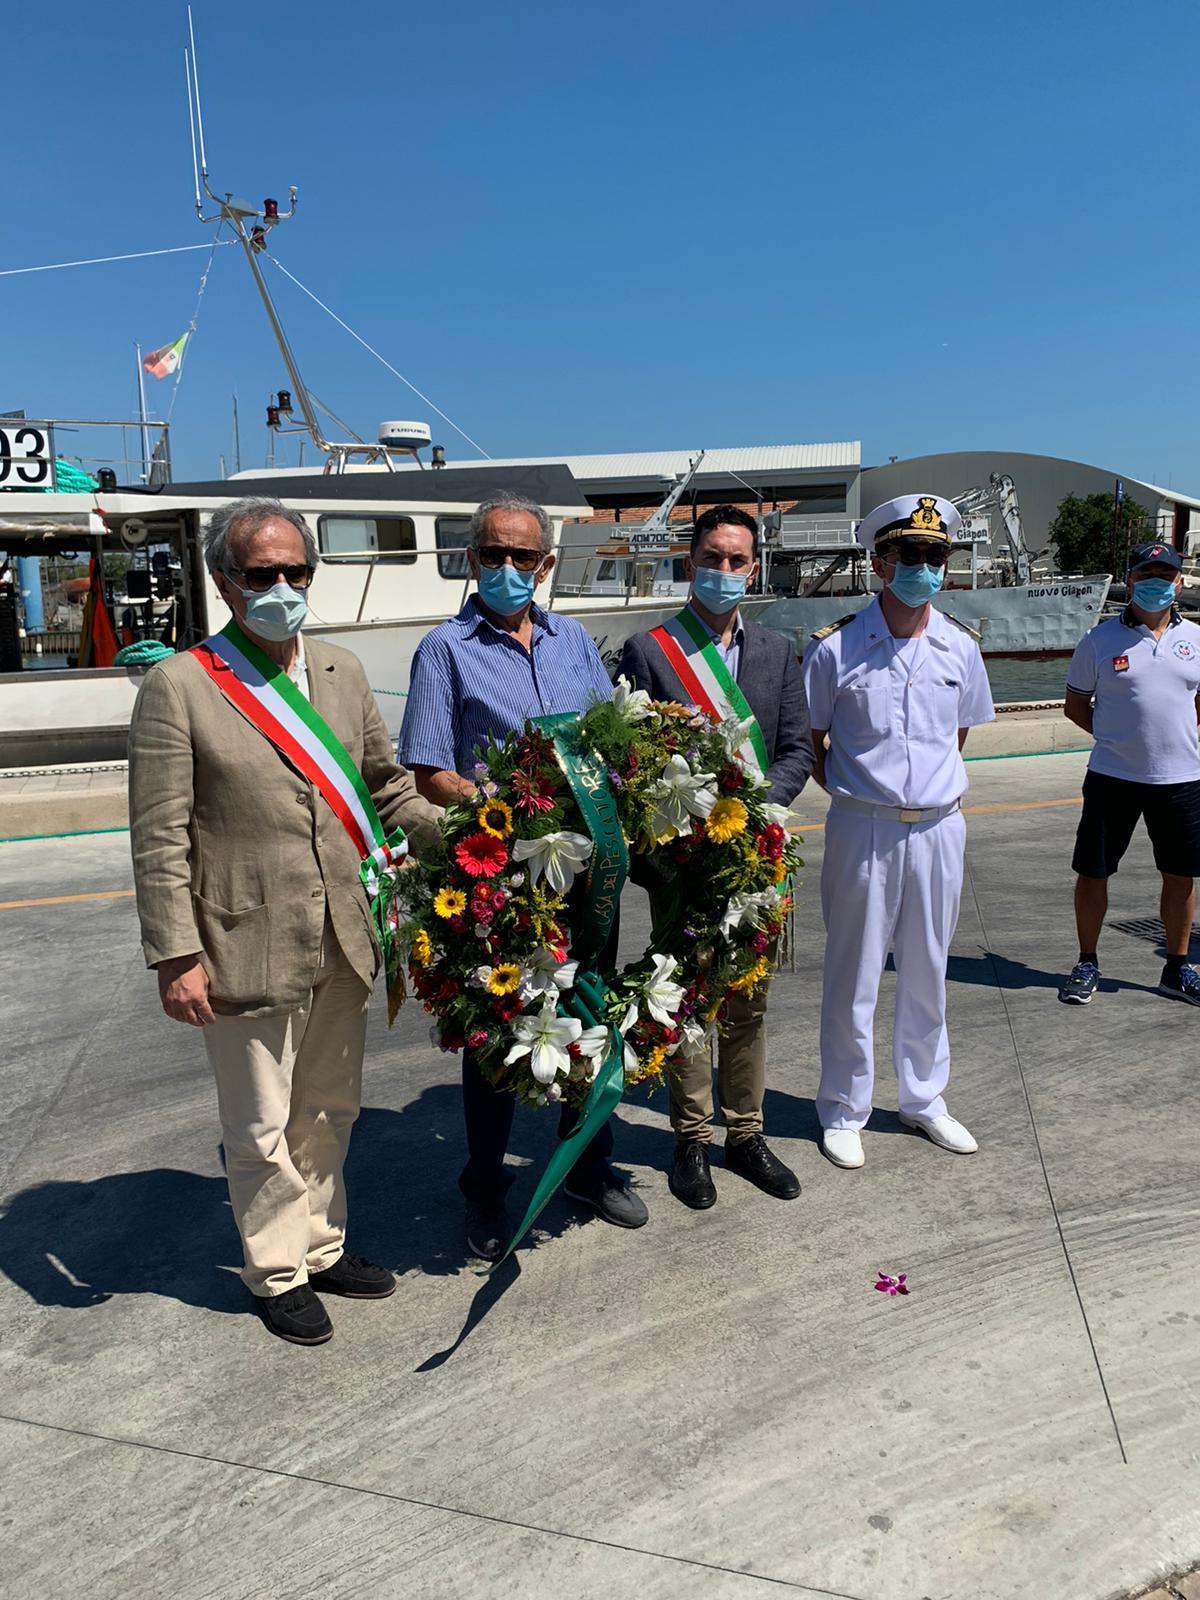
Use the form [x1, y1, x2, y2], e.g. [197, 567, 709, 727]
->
[691, 567, 747, 614]
[239, 580, 308, 641]
[478, 561, 537, 616]
[1132, 576, 1177, 613]
[887, 562, 944, 608]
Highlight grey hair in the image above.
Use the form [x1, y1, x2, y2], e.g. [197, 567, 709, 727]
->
[468, 494, 554, 554]
[202, 496, 320, 576]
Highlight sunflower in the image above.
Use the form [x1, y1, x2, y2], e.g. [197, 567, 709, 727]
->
[485, 963, 523, 996]
[454, 831, 509, 879]
[730, 955, 770, 993]
[410, 929, 433, 967]
[705, 797, 749, 843]
[477, 798, 514, 839]
[433, 887, 467, 920]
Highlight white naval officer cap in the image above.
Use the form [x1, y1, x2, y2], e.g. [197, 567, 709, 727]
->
[855, 493, 961, 554]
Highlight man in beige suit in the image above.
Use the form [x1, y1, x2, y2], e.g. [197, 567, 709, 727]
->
[128, 496, 437, 1346]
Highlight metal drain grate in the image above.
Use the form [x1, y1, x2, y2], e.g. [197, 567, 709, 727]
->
[1109, 916, 1200, 948]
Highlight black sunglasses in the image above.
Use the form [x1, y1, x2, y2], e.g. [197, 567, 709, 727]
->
[230, 563, 315, 592]
[884, 545, 949, 568]
[476, 545, 545, 572]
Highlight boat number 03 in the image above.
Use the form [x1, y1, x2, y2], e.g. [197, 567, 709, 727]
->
[0, 424, 53, 487]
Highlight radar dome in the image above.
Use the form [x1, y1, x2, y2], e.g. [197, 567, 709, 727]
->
[378, 420, 432, 451]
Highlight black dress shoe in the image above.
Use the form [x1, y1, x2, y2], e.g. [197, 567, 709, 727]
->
[259, 1284, 333, 1346]
[308, 1253, 396, 1299]
[563, 1163, 649, 1228]
[465, 1200, 509, 1261]
[669, 1140, 717, 1209]
[724, 1133, 801, 1199]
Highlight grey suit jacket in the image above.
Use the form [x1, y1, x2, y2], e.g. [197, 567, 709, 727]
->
[619, 614, 814, 805]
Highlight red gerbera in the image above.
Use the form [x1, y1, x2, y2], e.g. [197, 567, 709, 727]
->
[512, 769, 555, 814]
[454, 831, 508, 878]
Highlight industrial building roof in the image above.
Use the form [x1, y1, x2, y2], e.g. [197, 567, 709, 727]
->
[1137, 480, 1200, 511]
[426, 443, 862, 481]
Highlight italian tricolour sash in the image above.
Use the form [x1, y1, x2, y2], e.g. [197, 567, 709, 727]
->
[191, 619, 409, 1023]
[649, 606, 769, 774]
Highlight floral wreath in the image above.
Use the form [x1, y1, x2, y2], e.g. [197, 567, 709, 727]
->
[398, 679, 801, 1108]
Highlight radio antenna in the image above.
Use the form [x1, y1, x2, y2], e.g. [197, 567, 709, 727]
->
[184, 48, 201, 212]
[187, 6, 209, 181]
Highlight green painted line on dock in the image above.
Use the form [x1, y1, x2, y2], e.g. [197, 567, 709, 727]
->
[0, 826, 131, 844]
[965, 747, 1090, 763]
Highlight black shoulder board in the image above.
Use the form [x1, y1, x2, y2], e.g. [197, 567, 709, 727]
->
[809, 614, 858, 643]
[943, 614, 982, 642]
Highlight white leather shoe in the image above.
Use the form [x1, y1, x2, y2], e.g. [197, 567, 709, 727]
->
[899, 1112, 978, 1154]
[821, 1128, 865, 1168]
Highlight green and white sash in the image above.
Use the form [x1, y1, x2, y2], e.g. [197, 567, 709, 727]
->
[192, 619, 408, 1019]
[649, 605, 769, 774]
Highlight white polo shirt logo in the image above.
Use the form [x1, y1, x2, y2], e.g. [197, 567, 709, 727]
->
[1173, 639, 1196, 661]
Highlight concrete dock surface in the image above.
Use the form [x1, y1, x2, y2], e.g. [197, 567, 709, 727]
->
[1, 748, 1198, 1600]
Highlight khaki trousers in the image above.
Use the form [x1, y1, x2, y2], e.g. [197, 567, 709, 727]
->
[202, 927, 370, 1297]
[670, 975, 770, 1145]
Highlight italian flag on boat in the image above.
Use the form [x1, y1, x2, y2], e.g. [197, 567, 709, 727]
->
[191, 619, 409, 1021]
[142, 333, 189, 380]
[649, 605, 769, 774]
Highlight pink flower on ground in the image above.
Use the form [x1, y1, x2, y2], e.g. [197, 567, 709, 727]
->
[874, 1272, 909, 1297]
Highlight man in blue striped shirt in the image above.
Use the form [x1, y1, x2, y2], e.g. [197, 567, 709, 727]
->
[399, 493, 649, 1258]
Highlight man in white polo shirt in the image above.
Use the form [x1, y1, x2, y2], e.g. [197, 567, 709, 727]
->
[803, 493, 995, 1170]
[1059, 541, 1200, 1006]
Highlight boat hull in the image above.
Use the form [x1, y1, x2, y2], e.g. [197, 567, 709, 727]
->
[760, 576, 1112, 657]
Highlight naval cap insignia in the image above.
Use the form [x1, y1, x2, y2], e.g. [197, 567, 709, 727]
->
[909, 496, 944, 534]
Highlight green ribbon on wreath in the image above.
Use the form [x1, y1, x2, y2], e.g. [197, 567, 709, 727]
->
[488, 711, 630, 1270]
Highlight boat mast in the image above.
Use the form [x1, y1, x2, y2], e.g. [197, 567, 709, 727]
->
[134, 342, 152, 483]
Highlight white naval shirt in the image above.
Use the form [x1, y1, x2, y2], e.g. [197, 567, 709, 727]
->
[1067, 608, 1200, 784]
[802, 597, 995, 808]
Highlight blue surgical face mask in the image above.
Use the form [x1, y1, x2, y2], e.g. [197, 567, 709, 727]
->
[478, 561, 537, 616]
[239, 580, 308, 641]
[887, 561, 944, 608]
[691, 567, 747, 614]
[1132, 576, 1177, 613]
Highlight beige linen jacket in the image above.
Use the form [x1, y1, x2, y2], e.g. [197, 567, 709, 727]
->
[128, 636, 440, 1017]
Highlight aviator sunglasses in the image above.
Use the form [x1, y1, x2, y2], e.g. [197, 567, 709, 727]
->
[229, 562, 316, 592]
[475, 544, 545, 572]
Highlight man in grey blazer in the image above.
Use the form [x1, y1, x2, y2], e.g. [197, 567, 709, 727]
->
[620, 505, 813, 1210]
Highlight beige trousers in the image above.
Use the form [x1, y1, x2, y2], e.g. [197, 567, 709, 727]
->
[202, 927, 370, 1297]
[670, 973, 770, 1145]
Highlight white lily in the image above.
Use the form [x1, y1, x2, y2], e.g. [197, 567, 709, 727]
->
[762, 802, 793, 829]
[575, 1024, 611, 1081]
[619, 1000, 640, 1034]
[680, 1015, 709, 1053]
[719, 888, 779, 938]
[503, 1001, 583, 1085]
[642, 952, 686, 1026]
[511, 830, 593, 894]
[645, 754, 717, 840]
[612, 674, 655, 723]
[521, 949, 580, 1002]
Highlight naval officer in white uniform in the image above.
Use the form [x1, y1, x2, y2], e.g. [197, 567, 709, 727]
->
[802, 494, 995, 1169]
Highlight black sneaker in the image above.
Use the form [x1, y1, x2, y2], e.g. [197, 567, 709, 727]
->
[259, 1284, 333, 1346]
[465, 1200, 509, 1262]
[1158, 962, 1200, 1007]
[1058, 962, 1100, 1004]
[308, 1253, 396, 1299]
[668, 1140, 717, 1209]
[724, 1133, 801, 1200]
[563, 1163, 649, 1228]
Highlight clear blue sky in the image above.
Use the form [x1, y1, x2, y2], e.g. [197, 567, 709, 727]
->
[4, 0, 1197, 490]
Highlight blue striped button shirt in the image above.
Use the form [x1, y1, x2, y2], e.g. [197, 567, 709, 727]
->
[398, 598, 614, 775]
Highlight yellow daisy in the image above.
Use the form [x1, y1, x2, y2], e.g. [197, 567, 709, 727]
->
[705, 797, 749, 843]
[433, 887, 467, 920]
[486, 963, 523, 996]
[410, 929, 433, 967]
[477, 798, 514, 839]
[770, 860, 790, 885]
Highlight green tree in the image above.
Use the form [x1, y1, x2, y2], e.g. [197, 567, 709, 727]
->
[1048, 492, 1150, 576]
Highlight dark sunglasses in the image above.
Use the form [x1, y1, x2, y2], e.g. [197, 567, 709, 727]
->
[230, 563, 315, 592]
[885, 546, 949, 568]
[476, 545, 545, 572]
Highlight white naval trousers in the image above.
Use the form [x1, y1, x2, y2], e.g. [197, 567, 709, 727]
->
[817, 804, 966, 1130]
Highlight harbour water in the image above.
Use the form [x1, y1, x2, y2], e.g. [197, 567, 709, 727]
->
[985, 655, 1069, 704]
